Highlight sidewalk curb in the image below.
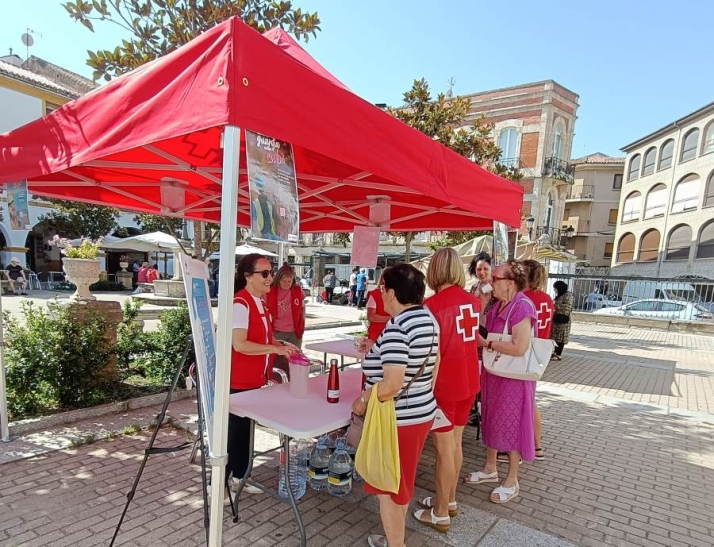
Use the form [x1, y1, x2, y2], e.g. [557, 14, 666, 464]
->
[8, 388, 193, 437]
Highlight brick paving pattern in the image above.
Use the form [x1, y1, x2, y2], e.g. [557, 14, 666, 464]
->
[540, 323, 714, 414]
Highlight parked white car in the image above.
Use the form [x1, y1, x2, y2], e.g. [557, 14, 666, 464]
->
[593, 299, 713, 321]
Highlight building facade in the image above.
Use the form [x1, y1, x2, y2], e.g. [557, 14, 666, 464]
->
[611, 102, 714, 278]
[0, 54, 141, 272]
[463, 80, 580, 238]
[564, 153, 624, 267]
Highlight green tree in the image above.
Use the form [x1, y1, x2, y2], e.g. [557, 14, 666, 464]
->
[63, 0, 321, 82]
[39, 199, 120, 239]
[389, 78, 522, 260]
[133, 213, 183, 237]
[334, 233, 351, 247]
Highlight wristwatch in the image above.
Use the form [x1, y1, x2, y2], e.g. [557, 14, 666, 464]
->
[359, 395, 366, 405]
[487, 340, 494, 352]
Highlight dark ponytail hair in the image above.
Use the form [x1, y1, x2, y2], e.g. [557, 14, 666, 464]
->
[235, 253, 265, 292]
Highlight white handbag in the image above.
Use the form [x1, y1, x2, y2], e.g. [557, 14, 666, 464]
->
[482, 299, 555, 381]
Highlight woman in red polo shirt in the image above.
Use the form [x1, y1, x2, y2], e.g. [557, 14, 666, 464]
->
[366, 268, 391, 342]
[228, 254, 296, 493]
[414, 248, 481, 534]
[522, 259, 554, 462]
[267, 264, 306, 379]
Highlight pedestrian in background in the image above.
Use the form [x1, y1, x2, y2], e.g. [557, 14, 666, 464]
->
[322, 269, 337, 304]
[349, 266, 359, 306]
[551, 281, 574, 361]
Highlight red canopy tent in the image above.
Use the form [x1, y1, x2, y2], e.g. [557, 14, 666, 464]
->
[0, 17, 523, 546]
[0, 18, 522, 232]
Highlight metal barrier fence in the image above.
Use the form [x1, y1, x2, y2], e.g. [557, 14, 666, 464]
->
[546, 273, 714, 322]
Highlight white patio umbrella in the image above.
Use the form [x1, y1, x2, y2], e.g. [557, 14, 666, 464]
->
[101, 231, 190, 253]
[210, 244, 277, 259]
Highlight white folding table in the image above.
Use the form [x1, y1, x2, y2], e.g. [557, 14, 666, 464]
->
[229, 369, 362, 547]
[304, 338, 365, 372]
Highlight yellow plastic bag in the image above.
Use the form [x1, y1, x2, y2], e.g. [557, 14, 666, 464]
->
[354, 383, 400, 494]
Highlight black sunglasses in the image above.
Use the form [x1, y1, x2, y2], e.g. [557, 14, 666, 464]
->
[251, 269, 274, 279]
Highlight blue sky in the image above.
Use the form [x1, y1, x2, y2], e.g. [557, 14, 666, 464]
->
[2, 0, 713, 157]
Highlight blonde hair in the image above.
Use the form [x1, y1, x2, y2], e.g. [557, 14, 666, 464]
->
[272, 264, 297, 288]
[522, 259, 548, 291]
[426, 247, 465, 290]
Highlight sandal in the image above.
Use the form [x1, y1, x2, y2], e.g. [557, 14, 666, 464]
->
[413, 507, 450, 533]
[464, 470, 499, 484]
[535, 447, 545, 461]
[550, 355, 562, 361]
[490, 482, 519, 504]
[418, 496, 458, 517]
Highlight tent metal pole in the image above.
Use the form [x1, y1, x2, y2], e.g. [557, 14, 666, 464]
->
[208, 125, 241, 547]
[0, 290, 10, 442]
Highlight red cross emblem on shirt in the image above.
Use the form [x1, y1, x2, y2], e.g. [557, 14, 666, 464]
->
[538, 302, 552, 332]
[456, 304, 479, 342]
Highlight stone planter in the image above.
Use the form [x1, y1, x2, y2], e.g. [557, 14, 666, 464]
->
[62, 258, 101, 301]
[119, 261, 129, 270]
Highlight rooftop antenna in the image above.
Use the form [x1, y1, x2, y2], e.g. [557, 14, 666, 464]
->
[21, 28, 41, 61]
[446, 77, 456, 98]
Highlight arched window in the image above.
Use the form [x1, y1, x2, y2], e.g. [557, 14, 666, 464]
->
[623, 191, 642, 222]
[680, 128, 700, 162]
[671, 174, 700, 213]
[697, 221, 714, 259]
[665, 224, 692, 260]
[703, 121, 714, 155]
[627, 154, 641, 181]
[638, 229, 661, 261]
[644, 184, 667, 218]
[616, 233, 636, 263]
[498, 128, 519, 167]
[704, 171, 714, 208]
[642, 147, 657, 176]
[658, 139, 674, 170]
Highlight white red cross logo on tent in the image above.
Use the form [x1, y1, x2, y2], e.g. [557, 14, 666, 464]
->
[456, 304, 479, 342]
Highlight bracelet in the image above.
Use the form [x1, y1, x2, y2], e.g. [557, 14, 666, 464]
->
[359, 395, 366, 405]
[487, 340, 494, 352]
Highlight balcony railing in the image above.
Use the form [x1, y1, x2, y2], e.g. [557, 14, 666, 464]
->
[534, 225, 575, 248]
[567, 185, 595, 200]
[542, 156, 575, 184]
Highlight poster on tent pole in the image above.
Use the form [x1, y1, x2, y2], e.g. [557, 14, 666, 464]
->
[351, 226, 380, 267]
[492, 220, 509, 265]
[245, 130, 300, 244]
[181, 254, 217, 451]
[7, 180, 31, 230]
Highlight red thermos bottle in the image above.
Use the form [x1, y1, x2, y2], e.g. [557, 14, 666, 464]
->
[327, 359, 340, 403]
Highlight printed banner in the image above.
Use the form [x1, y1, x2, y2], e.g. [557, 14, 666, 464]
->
[7, 180, 31, 230]
[245, 131, 300, 243]
[181, 255, 217, 451]
[493, 221, 509, 266]
[351, 226, 380, 267]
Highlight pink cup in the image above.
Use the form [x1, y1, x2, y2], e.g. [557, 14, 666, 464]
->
[288, 353, 311, 399]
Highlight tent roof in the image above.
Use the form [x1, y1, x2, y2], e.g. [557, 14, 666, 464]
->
[0, 18, 523, 232]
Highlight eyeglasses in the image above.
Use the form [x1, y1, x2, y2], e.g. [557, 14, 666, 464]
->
[491, 275, 513, 283]
[251, 269, 274, 279]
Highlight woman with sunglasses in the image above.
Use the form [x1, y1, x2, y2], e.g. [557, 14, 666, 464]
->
[267, 264, 306, 379]
[465, 259, 536, 505]
[227, 254, 297, 494]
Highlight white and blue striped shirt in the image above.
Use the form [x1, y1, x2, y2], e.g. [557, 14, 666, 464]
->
[363, 305, 439, 426]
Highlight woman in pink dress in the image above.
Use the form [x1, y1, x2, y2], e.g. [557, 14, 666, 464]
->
[464, 259, 536, 504]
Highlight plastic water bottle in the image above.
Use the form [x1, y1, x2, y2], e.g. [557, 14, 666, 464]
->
[327, 439, 353, 497]
[278, 438, 308, 500]
[308, 440, 331, 491]
[344, 443, 362, 482]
